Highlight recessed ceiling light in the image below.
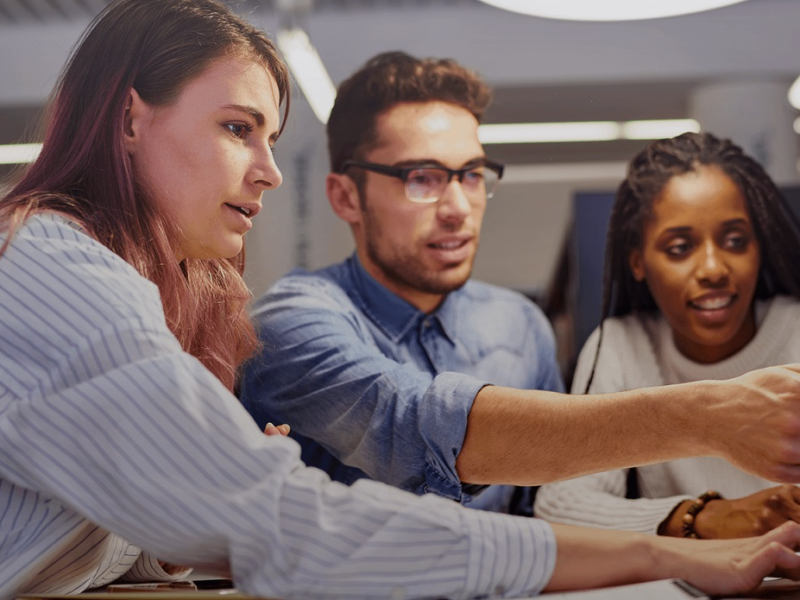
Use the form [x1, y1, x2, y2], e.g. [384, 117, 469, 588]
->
[277, 28, 337, 124]
[476, 0, 750, 22]
[478, 119, 700, 144]
[0, 143, 41, 165]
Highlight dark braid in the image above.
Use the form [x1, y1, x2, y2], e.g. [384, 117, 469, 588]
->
[584, 131, 800, 393]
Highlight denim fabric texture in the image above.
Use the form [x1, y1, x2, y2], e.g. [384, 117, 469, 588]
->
[240, 254, 564, 513]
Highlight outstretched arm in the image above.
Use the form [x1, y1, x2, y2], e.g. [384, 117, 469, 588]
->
[457, 365, 800, 485]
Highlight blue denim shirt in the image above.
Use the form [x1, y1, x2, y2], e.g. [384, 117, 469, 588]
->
[240, 254, 564, 512]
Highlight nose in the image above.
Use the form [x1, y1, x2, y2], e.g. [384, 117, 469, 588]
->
[695, 241, 729, 284]
[436, 178, 472, 223]
[252, 144, 282, 191]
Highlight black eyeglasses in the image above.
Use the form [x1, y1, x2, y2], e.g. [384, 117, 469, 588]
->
[342, 158, 505, 203]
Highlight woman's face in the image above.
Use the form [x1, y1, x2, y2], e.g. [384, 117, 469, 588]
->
[127, 55, 283, 261]
[628, 164, 761, 363]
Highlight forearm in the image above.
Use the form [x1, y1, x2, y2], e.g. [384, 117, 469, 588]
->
[545, 524, 658, 591]
[457, 382, 712, 485]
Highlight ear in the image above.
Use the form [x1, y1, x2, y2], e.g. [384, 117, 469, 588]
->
[326, 172, 363, 225]
[123, 87, 150, 155]
[628, 248, 645, 282]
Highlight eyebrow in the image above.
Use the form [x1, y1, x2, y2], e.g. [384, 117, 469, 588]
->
[223, 104, 265, 127]
[663, 218, 750, 235]
[223, 103, 281, 143]
[393, 156, 487, 169]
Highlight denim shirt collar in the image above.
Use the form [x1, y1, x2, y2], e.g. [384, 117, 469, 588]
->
[347, 253, 458, 344]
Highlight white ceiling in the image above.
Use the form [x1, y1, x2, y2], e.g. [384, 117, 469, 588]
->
[0, 0, 798, 173]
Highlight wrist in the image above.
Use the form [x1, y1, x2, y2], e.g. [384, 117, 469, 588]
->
[658, 500, 694, 537]
[666, 491, 724, 539]
[643, 381, 715, 458]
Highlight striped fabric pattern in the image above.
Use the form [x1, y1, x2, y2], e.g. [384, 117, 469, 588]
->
[0, 214, 555, 599]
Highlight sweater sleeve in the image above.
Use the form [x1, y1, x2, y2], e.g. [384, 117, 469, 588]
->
[534, 324, 691, 535]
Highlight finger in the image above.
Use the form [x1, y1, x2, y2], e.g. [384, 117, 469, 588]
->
[761, 521, 800, 549]
[765, 486, 799, 509]
[264, 422, 280, 436]
[728, 542, 793, 594]
[765, 464, 800, 485]
[768, 543, 800, 581]
[276, 424, 291, 436]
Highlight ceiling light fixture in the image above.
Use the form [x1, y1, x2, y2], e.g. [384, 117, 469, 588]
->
[0, 143, 41, 165]
[277, 28, 337, 124]
[478, 119, 700, 144]
[476, 0, 749, 22]
[480, 121, 620, 144]
[621, 119, 700, 140]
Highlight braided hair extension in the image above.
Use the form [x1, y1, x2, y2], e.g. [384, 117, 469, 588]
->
[583, 132, 800, 393]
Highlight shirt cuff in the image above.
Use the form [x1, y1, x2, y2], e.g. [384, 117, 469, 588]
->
[419, 374, 488, 501]
[462, 511, 557, 597]
[117, 552, 193, 582]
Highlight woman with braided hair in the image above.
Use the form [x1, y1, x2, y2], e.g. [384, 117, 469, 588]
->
[536, 131, 800, 540]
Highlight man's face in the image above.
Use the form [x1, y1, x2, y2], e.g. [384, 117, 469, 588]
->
[353, 101, 488, 312]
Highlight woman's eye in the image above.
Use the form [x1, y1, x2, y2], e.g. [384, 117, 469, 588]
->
[666, 241, 691, 257]
[226, 123, 252, 138]
[724, 233, 749, 250]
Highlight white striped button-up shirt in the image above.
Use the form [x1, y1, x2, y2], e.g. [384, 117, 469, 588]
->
[0, 213, 556, 599]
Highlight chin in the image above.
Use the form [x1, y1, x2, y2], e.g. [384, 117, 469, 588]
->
[432, 272, 471, 294]
[188, 244, 243, 261]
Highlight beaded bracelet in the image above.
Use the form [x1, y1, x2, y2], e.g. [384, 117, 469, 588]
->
[682, 490, 724, 538]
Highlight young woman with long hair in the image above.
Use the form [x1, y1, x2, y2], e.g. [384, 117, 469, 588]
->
[4, 3, 800, 596]
[536, 131, 800, 540]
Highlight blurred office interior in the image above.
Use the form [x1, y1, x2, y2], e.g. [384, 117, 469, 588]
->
[1, 0, 798, 378]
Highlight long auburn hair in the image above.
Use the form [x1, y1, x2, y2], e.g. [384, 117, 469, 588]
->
[584, 132, 800, 392]
[0, 0, 290, 391]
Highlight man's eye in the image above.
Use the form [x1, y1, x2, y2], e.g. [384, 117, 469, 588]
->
[407, 170, 441, 186]
[462, 170, 485, 185]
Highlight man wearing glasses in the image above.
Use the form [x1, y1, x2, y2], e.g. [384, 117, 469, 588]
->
[239, 51, 564, 515]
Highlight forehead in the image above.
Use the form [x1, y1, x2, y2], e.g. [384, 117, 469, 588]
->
[170, 56, 280, 123]
[648, 165, 750, 229]
[367, 101, 483, 166]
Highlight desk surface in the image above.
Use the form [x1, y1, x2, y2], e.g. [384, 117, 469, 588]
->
[14, 577, 800, 600]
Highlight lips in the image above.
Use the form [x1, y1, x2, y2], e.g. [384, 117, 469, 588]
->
[226, 203, 251, 216]
[426, 235, 474, 264]
[429, 239, 467, 250]
[224, 201, 261, 219]
[688, 293, 737, 311]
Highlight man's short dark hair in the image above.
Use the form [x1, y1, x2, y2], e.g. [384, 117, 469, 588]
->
[327, 51, 492, 175]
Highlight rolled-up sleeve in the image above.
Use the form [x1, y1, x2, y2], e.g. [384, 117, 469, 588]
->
[241, 277, 486, 501]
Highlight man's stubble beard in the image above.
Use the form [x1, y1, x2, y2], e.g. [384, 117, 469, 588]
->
[362, 206, 475, 296]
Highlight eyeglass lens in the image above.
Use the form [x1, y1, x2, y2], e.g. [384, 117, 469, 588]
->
[405, 165, 500, 202]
